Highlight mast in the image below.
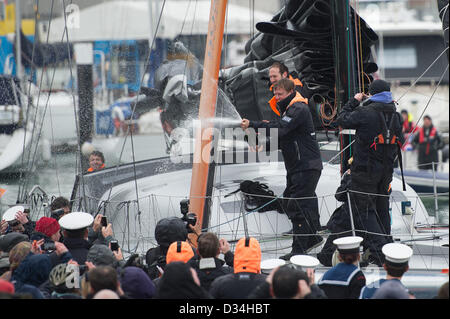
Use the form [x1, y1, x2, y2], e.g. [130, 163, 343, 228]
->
[74, 43, 94, 172]
[331, 0, 358, 174]
[188, 0, 228, 239]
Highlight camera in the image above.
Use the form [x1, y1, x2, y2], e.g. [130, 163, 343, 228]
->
[179, 199, 197, 233]
[101, 216, 107, 227]
[7, 220, 20, 227]
[42, 241, 56, 252]
[50, 208, 65, 220]
[110, 240, 119, 251]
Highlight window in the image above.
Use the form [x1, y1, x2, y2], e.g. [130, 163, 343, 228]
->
[378, 45, 418, 69]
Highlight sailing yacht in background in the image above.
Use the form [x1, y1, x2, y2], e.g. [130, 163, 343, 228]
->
[0, 2, 50, 174]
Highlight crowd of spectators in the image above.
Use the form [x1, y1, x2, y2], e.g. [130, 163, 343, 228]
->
[0, 199, 448, 300]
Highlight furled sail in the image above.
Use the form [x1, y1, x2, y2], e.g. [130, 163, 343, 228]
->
[220, 0, 379, 132]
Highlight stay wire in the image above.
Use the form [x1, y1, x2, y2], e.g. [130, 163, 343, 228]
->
[407, 63, 449, 136]
[60, 0, 87, 209]
[397, 46, 449, 103]
[18, 0, 44, 202]
[25, 0, 66, 198]
[104, 0, 168, 212]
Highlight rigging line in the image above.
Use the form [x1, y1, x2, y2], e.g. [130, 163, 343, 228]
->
[356, 0, 365, 93]
[60, 0, 87, 207]
[324, 139, 356, 167]
[26, 0, 65, 196]
[104, 0, 167, 205]
[181, 0, 199, 90]
[397, 47, 449, 103]
[352, 0, 362, 92]
[252, 0, 255, 40]
[179, 0, 193, 35]
[22, 1, 43, 177]
[18, 0, 42, 202]
[42, 0, 73, 197]
[409, 64, 449, 135]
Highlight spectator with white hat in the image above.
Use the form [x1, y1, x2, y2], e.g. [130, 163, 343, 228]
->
[360, 243, 413, 299]
[318, 236, 366, 299]
[58, 212, 94, 265]
[1, 205, 35, 238]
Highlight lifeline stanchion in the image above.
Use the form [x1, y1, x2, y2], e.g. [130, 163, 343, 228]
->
[431, 162, 439, 222]
[346, 191, 356, 237]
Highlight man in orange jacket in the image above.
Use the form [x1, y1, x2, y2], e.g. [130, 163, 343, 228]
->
[88, 151, 105, 172]
[268, 62, 308, 117]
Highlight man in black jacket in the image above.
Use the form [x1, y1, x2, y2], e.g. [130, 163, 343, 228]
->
[336, 79, 404, 265]
[145, 217, 189, 279]
[188, 233, 233, 291]
[241, 78, 323, 259]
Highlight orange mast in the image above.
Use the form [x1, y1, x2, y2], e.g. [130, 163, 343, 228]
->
[188, 0, 228, 243]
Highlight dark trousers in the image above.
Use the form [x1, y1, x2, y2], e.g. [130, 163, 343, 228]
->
[284, 169, 321, 254]
[349, 169, 392, 264]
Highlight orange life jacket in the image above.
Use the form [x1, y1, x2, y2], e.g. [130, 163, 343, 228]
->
[269, 76, 307, 116]
[269, 91, 309, 117]
[233, 237, 261, 274]
[87, 163, 105, 172]
[418, 126, 437, 155]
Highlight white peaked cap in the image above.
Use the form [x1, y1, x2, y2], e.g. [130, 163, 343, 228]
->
[333, 236, 363, 251]
[382, 243, 413, 264]
[290, 255, 320, 268]
[260, 259, 286, 272]
[2, 206, 24, 222]
[58, 212, 94, 230]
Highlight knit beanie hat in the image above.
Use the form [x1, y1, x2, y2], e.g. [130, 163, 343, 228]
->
[369, 79, 391, 95]
[35, 217, 60, 238]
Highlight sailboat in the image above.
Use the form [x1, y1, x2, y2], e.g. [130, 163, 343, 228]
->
[66, 0, 448, 297]
[0, 2, 51, 174]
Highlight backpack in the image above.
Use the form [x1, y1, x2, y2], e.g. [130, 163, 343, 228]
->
[226, 180, 282, 213]
[368, 111, 406, 191]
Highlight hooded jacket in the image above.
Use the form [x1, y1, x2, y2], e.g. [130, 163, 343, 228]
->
[155, 262, 212, 299]
[120, 266, 156, 299]
[337, 94, 404, 173]
[11, 253, 53, 299]
[209, 237, 266, 299]
[250, 91, 323, 174]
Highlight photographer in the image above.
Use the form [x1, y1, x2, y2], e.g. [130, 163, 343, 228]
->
[188, 232, 234, 291]
[145, 217, 189, 280]
[87, 214, 117, 247]
[49, 197, 71, 221]
[1, 205, 36, 239]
